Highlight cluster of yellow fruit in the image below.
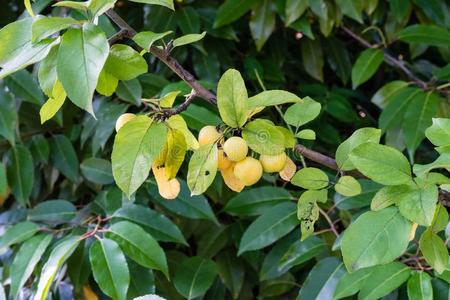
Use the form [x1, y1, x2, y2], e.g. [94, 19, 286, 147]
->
[198, 126, 296, 192]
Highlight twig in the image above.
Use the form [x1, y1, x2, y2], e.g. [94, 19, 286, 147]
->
[319, 207, 339, 237]
[156, 91, 198, 119]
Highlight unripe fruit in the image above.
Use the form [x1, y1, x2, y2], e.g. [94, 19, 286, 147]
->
[198, 126, 222, 145]
[115, 113, 136, 132]
[260, 152, 287, 173]
[218, 149, 232, 170]
[234, 157, 263, 186]
[221, 163, 245, 192]
[223, 137, 248, 162]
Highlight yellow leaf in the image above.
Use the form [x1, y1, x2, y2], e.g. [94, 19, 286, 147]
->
[159, 91, 181, 108]
[39, 80, 66, 124]
[167, 115, 199, 149]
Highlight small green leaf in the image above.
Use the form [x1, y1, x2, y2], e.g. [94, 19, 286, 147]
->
[132, 30, 173, 50]
[0, 221, 39, 251]
[370, 185, 411, 211]
[242, 119, 285, 155]
[90, 238, 130, 300]
[407, 272, 433, 300]
[413, 153, 450, 178]
[29, 200, 76, 224]
[291, 167, 329, 190]
[285, 0, 309, 26]
[214, 0, 257, 28]
[284, 97, 321, 127]
[238, 202, 297, 255]
[50, 135, 79, 182]
[425, 118, 450, 147]
[217, 69, 248, 128]
[333, 266, 375, 299]
[335, 0, 363, 23]
[7, 145, 34, 205]
[96, 69, 119, 96]
[128, 0, 174, 10]
[297, 192, 319, 240]
[173, 257, 218, 300]
[349, 143, 412, 185]
[370, 81, 409, 109]
[104, 44, 147, 81]
[247, 90, 301, 109]
[341, 207, 412, 272]
[106, 221, 169, 277]
[112, 116, 167, 197]
[249, 0, 276, 51]
[187, 143, 218, 196]
[300, 38, 324, 81]
[335, 176, 361, 197]
[296, 129, 316, 140]
[398, 25, 450, 47]
[351, 48, 384, 89]
[419, 229, 449, 274]
[173, 31, 206, 48]
[40, 80, 66, 124]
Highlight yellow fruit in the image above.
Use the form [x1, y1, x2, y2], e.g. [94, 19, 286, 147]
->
[198, 126, 222, 145]
[218, 149, 232, 170]
[409, 223, 418, 241]
[83, 285, 98, 300]
[223, 137, 248, 162]
[279, 156, 296, 181]
[221, 163, 245, 192]
[234, 157, 263, 186]
[260, 152, 287, 173]
[115, 113, 136, 132]
[152, 165, 180, 200]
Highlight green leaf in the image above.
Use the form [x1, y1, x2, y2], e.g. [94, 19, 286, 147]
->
[358, 262, 411, 299]
[216, 251, 245, 299]
[419, 229, 449, 274]
[116, 78, 142, 105]
[398, 25, 450, 47]
[173, 257, 218, 299]
[114, 204, 187, 245]
[80, 157, 114, 184]
[106, 221, 169, 277]
[223, 186, 291, 216]
[32, 16, 78, 42]
[390, 0, 411, 22]
[177, 6, 200, 34]
[50, 135, 79, 182]
[0, 221, 39, 251]
[349, 143, 412, 185]
[431, 204, 449, 233]
[7, 145, 34, 205]
[38, 46, 58, 97]
[247, 90, 301, 109]
[335, 0, 363, 23]
[172, 31, 206, 48]
[148, 180, 219, 224]
[249, 0, 276, 51]
[407, 272, 433, 300]
[238, 202, 298, 255]
[217, 69, 248, 128]
[371, 81, 409, 109]
[128, 0, 174, 10]
[6, 69, 44, 104]
[425, 118, 450, 147]
[88, 0, 117, 17]
[90, 238, 130, 300]
[413, 154, 450, 178]
[403, 91, 440, 155]
[351, 48, 384, 89]
[197, 225, 228, 259]
[291, 167, 329, 190]
[96, 69, 119, 96]
[57, 23, 109, 115]
[105, 44, 147, 81]
[0, 163, 7, 198]
[0, 88, 17, 144]
[278, 235, 327, 273]
[397, 180, 438, 226]
[242, 119, 285, 155]
[187, 143, 218, 195]
[283, 96, 321, 127]
[214, 0, 257, 28]
[29, 200, 76, 224]
[40, 80, 66, 124]
[298, 257, 346, 300]
[10, 234, 52, 300]
[324, 37, 352, 85]
[132, 30, 173, 50]
[35, 236, 80, 300]
[112, 116, 167, 197]
[335, 127, 381, 171]
[333, 266, 375, 299]
[297, 129, 316, 140]
[285, 0, 309, 26]
[335, 176, 361, 197]
[301, 38, 324, 81]
[297, 192, 319, 240]
[341, 207, 412, 272]
[370, 184, 411, 211]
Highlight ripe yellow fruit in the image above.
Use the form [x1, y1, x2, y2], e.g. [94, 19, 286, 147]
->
[152, 165, 180, 200]
[234, 157, 263, 186]
[223, 137, 248, 162]
[115, 113, 136, 132]
[279, 156, 296, 181]
[260, 152, 287, 173]
[198, 126, 222, 145]
[218, 149, 232, 170]
[221, 163, 245, 192]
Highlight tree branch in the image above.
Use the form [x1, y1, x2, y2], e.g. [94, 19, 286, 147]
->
[341, 26, 429, 90]
[156, 91, 198, 120]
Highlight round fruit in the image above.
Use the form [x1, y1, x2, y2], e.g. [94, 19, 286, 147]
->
[115, 113, 136, 132]
[223, 137, 248, 162]
[234, 157, 263, 186]
[218, 149, 232, 170]
[221, 163, 245, 192]
[260, 152, 287, 173]
[198, 126, 222, 145]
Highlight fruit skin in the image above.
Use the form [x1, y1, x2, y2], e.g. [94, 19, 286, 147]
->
[223, 137, 248, 162]
[198, 126, 222, 145]
[218, 149, 232, 170]
[221, 163, 245, 192]
[115, 113, 136, 132]
[152, 165, 180, 200]
[279, 156, 296, 181]
[260, 152, 287, 173]
[234, 157, 263, 186]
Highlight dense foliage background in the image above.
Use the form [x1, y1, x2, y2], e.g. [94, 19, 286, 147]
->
[0, 0, 450, 299]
